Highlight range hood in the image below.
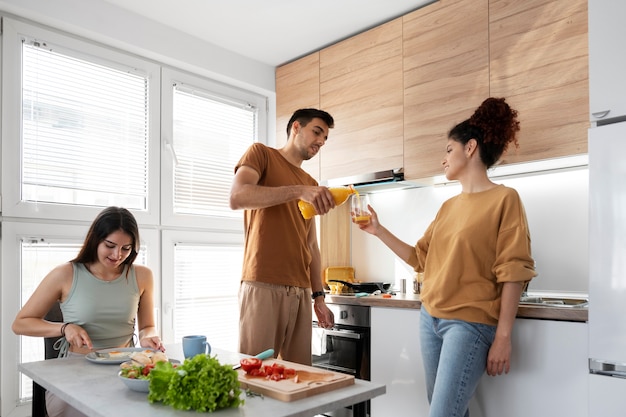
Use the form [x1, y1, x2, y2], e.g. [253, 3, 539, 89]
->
[323, 168, 421, 193]
[321, 155, 589, 192]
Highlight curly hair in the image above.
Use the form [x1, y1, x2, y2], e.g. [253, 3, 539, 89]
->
[448, 97, 520, 168]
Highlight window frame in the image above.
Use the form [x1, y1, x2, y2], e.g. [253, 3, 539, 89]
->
[1, 18, 161, 225]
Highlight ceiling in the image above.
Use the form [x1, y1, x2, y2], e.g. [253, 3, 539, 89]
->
[101, 0, 434, 67]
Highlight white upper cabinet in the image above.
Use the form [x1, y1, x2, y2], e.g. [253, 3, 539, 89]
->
[589, 0, 626, 122]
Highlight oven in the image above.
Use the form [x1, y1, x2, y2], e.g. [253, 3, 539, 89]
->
[312, 303, 370, 417]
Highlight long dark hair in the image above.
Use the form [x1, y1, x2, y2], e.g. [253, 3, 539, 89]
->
[448, 97, 520, 168]
[71, 207, 140, 272]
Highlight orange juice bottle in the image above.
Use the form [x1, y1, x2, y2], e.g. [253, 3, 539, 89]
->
[298, 185, 356, 219]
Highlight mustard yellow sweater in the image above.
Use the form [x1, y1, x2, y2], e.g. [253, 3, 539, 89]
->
[408, 185, 537, 326]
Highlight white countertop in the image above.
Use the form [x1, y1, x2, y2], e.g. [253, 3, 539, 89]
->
[19, 345, 385, 417]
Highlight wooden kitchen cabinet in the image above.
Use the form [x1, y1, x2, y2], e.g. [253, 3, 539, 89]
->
[319, 203, 351, 276]
[403, 0, 490, 181]
[276, 0, 590, 180]
[589, 0, 626, 122]
[319, 18, 404, 182]
[275, 52, 321, 179]
[489, 0, 589, 163]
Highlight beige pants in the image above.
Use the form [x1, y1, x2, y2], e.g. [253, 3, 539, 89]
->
[238, 281, 312, 365]
[45, 391, 88, 417]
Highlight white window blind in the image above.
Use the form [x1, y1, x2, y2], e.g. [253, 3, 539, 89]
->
[21, 41, 149, 209]
[172, 85, 256, 217]
[173, 243, 241, 351]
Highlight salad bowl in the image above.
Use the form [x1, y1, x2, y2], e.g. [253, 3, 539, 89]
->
[118, 371, 150, 392]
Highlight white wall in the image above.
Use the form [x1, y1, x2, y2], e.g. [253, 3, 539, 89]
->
[352, 167, 589, 294]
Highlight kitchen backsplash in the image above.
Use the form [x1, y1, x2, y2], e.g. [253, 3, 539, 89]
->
[351, 167, 589, 294]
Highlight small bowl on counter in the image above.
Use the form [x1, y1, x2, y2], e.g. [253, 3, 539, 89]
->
[118, 372, 150, 392]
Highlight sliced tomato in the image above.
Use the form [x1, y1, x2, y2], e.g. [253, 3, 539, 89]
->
[248, 367, 266, 377]
[269, 373, 284, 381]
[141, 364, 154, 376]
[270, 363, 285, 374]
[240, 357, 263, 373]
[283, 367, 297, 378]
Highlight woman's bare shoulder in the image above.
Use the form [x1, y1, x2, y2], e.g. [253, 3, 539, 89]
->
[47, 262, 74, 280]
[134, 264, 153, 275]
[134, 264, 154, 285]
[32, 262, 74, 300]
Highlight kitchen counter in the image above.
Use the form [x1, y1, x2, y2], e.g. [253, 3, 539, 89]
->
[325, 292, 588, 322]
[20, 345, 385, 417]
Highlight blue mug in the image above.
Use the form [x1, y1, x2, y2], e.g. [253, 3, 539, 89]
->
[182, 335, 211, 358]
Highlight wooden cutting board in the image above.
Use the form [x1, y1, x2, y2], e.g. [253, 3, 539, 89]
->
[237, 359, 354, 402]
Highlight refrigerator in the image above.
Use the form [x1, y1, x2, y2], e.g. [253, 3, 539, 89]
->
[588, 121, 626, 415]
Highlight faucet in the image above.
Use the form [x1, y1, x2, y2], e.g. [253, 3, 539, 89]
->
[521, 281, 530, 298]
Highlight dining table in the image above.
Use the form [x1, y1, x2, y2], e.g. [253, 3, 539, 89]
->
[19, 344, 386, 417]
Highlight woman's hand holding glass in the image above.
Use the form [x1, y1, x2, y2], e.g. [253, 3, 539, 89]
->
[353, 200, 380, 235]
[351, 194, 372, 225]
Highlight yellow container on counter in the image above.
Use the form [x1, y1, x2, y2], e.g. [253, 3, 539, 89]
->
[325, 266, 354, 285]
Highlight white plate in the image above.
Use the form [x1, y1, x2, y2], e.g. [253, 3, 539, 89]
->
[85, 348, 156, 364]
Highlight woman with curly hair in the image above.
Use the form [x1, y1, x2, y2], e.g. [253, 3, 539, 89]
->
[355, 97, 537, 417]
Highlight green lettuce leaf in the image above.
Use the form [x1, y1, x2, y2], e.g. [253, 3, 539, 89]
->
[147, 354, 243, 412]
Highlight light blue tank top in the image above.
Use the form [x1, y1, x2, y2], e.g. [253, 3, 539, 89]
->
[57, 263, 140, 357]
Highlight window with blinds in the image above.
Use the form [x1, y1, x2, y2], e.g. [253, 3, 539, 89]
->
[171, 84, 256, 217]
[2, 18, 266, 414]
[172, 243, 242, 351]
[21, 41, 149, 210]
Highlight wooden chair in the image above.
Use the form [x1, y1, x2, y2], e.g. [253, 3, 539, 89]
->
[32, 302, 63, 417]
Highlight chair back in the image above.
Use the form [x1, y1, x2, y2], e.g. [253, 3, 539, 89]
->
[43, 302, 63, 359]
[33, 301, 64, 416]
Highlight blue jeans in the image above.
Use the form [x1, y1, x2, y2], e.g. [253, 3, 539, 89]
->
[420, 307, 496, 417]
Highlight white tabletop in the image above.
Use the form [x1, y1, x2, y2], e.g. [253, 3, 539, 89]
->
[19, 345, 386, 417]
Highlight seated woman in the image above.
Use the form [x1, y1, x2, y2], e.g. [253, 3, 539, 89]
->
[12, 206, 164, 417]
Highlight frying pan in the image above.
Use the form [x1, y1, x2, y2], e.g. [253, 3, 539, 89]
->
[327, 279, 392, 294]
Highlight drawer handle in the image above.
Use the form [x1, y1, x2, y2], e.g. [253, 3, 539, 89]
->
[591, 110, 610, 119]
[325, 329, 363, 339]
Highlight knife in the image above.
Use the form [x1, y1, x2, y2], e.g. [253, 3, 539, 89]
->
[232, 348, 275, 370]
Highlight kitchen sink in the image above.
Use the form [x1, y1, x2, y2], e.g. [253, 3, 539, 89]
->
[519, 295, 588, 308]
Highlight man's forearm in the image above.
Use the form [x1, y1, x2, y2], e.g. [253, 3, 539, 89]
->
[231, 183, 302, 210]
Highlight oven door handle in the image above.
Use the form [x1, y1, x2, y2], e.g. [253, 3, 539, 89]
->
[321, 328, 363, 340]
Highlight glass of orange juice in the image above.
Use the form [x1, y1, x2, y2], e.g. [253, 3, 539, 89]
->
[351, 193, 372, 225]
